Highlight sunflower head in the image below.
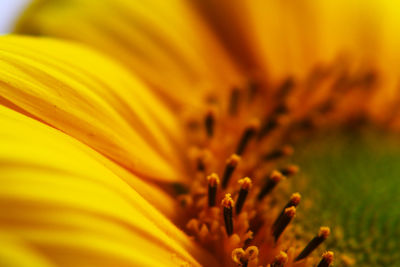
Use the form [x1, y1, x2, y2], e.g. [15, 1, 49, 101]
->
[1, 0, 400, 266]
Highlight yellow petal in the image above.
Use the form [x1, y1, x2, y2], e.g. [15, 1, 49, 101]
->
[0, 34, 185, 183]
[0, 232, 54, 267]
[15, 0, 242, 106]
[0, 105, 219, 266]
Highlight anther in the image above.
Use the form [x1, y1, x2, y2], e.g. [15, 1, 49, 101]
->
[207, 173, 220, 207]
[257, 171, 284, 201]
[273, 193, 301, 229]
[317, 251, 334, 267]
[204, 108, 216, 138]
[277, 76, 295, 99]
[229, 87, 240, 116]
[236, 119, 260, 155]
[280, 165, 299, 177]
[270, 251, 288, 267]
[235, 178, 252, 214]
[258, 114, 289, 139]
[258, 117, 278, 139]
[222, 194, 234, 236]
[247, 81, 259, 103]
[197, 158, 205, 172]
[222, 154, 241, 188]
[195, 149, 211, 172]
[262, 145, 294, 161]
[295, 226, 331, 261]
[272, 206, 296, 242]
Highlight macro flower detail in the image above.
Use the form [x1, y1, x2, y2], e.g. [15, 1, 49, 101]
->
[0, 34, 335, 266]
[0, 0, 399, 266]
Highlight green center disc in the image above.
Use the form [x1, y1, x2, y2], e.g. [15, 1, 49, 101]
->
[292, 128, 400, 266]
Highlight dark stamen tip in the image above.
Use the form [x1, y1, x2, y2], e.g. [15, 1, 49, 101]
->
[235, 177, 252, 214]
[277, 76, 295, 99]
[222, 154, 241, 188]
[236, 119, 260, 155]
[222, 194, 234, 236]
[317, 251, 334, 267]
[257, 170, 284, 201]
[273, 193, 301, 229]
[193, 149, 211, 173]
[272, 206, 296, 242]
[280, 165, 299, 177]
[258, 114, 289, 140]
[207, 173, 219, 207]
[262, 145, 294, 161]
[204, 108, 216, 138]
[295, 226, 330, 261]
[271, 251, 288, 267]
[229, 87, 241, 116]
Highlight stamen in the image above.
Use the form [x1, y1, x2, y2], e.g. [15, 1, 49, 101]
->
[280, 165, 299, 177]
[243, 231, 254, 248]
[195, 149, 211, 172]
[258, 114, 288, 139]
[258, 117, 278, 139]
[197, 157, 206, 172]
[222, 194, 234, 236]
[317, 251, 334, 267]
[236, 119, 260, 155]
[247, 81, 258, 103]
[222, 154, 241, 188]
[272, 206, 296, 242]
[295, 226, 331, 261]
[229, 87, 240, 116]
[231, 246, 259, 267]
[273, 193, 301, 229]
[257, 171, 284, 201]
[262, 145, 294, 161]
[277, 76, 295, 99]
[232, 248, 246, 267]
[270, 251, 288, 267]
[207, 173, 220, 207]
[204, 108, 216, 138]
[235, 177, 252, 214]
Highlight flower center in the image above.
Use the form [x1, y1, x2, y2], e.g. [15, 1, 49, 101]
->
[175, 76, 344, 266]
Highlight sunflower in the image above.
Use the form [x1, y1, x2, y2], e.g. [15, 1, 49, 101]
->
[1, 0, 400, 266]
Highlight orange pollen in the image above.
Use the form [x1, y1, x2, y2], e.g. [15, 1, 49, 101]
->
[270, 170, 284, 182]
[284, 206, 296, 218]
[271, 251, 288, 267]
[222, 154, 241, 188]
[238, 177, 252, 190]
[227, 154, 241, 166]
[280, 164, 299, 177]
[318, 251, 334, 267]
[207, 173, 220, 187]
[290, 192, 301, 205]
[221, 193, 234, 208]
[282, 145, 294, 156]
[295, 226, 331, 261]
[319, 226, 331, 238]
